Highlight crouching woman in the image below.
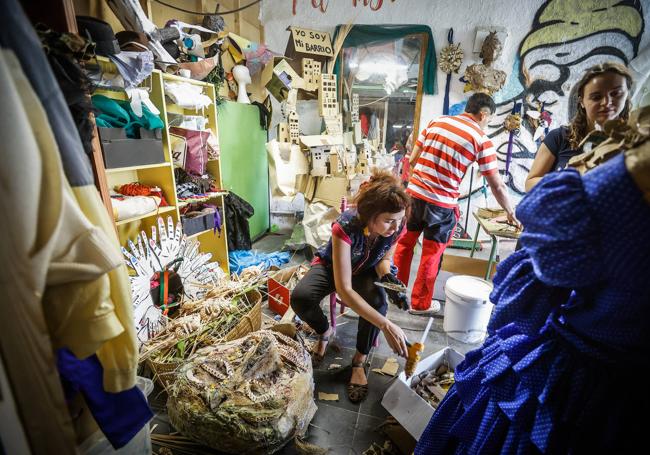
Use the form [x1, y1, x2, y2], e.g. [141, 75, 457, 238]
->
[291, 170, 410, 403]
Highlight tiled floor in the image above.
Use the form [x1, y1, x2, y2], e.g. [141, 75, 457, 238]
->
[149, 233, 516, 454]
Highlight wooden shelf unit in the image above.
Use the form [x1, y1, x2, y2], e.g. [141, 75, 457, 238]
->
[93, 57, 230, 274]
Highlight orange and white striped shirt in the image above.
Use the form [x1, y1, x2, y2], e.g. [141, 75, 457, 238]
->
[407, 113, 498, 208]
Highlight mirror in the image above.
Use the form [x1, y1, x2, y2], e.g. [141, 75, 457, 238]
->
[340, 32, 427, 159]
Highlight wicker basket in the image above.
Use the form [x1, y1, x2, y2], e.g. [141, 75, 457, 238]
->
[147, 358, 183, 391]
[148, 288, 262, 390]
[224, 289, 262, 341]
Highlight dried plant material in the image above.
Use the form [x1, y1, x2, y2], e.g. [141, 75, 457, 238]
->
[479, 32, 503, 65]
[570, 106, 650, 179]
[318, 392, 340, 401]
[140, 279, 263, 364]
[380, 358, 400, 376]
[463, 63, 506, 95]
[295, 436, 329, 455]
[167, 330, 315, 454]
[438, 43, 463, 74]
[504, 113, 522, 132]
[362, 440, 398, 455]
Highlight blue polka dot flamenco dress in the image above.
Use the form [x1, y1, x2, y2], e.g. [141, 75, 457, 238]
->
[416, 151, 650, 454]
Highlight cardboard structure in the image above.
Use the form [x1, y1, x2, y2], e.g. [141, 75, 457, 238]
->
[262, 57, 305, 101]
[302, 58, 322, 91]
[382, 347, 465, 440]
[312, 175, 349, 207]
[284, 26, 333, 76]
[319, 73, 339, 118]
[277, 122, 290, 143]
[300, 135, 343, 177]
[288, 111, 300, 145]
[351, 93, 359, 122]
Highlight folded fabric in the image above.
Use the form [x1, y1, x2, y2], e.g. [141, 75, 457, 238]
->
[92, 94, 163, 138]
[108, 50, 154, 88]
[111, 195, 160, 221]
[57, 349, 153, 449]
[228, 249, 290, 274]
[164, 81, 212, 110]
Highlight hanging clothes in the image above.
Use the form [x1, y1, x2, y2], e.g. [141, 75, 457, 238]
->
[224, 192, 255, 251]
[57, 349, 153, 450]
[0, 46, 77, 455]
[0, 0, 139, 394]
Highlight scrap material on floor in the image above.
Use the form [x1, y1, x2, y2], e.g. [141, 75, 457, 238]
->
[145, 234, 514, 455]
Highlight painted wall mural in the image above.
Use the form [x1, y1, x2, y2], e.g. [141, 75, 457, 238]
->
[457, 0, 645, 221]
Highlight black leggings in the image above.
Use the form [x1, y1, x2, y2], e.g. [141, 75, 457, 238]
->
[290, 264, 388, 355]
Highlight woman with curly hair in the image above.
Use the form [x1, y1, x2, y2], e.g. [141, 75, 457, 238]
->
[290, 169, 411, 403]
[525, 62, 633, 191]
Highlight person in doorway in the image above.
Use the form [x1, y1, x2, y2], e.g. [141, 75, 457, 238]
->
[291, 170, 410, 403]
[525, 62, 633, 191]
[393, 93, 517, 315]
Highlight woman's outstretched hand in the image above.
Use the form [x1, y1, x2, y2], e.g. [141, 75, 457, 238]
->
[380, 319, 408, 358]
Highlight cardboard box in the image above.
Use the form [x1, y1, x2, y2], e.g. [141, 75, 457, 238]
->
[267, 265, 306, 315]
[98, 127, 164, 169]
[312, 176, 349, 207]
[381, 347, 465, 440]
[441, 253, 498, 279]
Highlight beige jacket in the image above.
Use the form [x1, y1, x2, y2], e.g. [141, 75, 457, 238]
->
[1, 47, 137, 425]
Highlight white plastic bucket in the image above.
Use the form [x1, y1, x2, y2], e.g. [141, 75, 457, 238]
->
[443, 275, 494, 344]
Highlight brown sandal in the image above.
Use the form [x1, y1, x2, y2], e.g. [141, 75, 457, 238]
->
[347, 362, 369, 403]
[311, 333, 331, 368]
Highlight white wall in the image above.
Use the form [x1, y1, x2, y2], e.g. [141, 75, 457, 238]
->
[261, 0, 649, 235]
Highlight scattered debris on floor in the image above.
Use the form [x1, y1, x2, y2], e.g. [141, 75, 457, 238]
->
[372, 358, 399, 377]
[294, 436, 329, 454]
[410, 363, 455, 408]
[379, 417, 417, 455]
[318, 392, 339, 401]
[362, 440, 398, 455]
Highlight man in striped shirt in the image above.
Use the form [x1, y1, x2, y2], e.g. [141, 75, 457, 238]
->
[393, 93, 517, 313]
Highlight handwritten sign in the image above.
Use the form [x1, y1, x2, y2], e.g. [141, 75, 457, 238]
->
[293, 0, 396, 15]
[290, 26, 334, 57]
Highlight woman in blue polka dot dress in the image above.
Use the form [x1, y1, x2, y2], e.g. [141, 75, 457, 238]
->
[415, 112, 650, 454]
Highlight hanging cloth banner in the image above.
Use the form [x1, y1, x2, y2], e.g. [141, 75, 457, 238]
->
[443, 29, 453, 115]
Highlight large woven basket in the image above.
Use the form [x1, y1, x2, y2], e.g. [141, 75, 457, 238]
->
[224, 289, 262, 341]
[148, 288, 262, 390]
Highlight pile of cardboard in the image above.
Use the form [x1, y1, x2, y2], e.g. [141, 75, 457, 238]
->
[264, 26, 396, 246]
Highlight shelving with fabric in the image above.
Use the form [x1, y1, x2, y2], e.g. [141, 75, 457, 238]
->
[90, 58, 179, 246]
[160, 72, 229, 274]
[89, 57, 230, 275]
